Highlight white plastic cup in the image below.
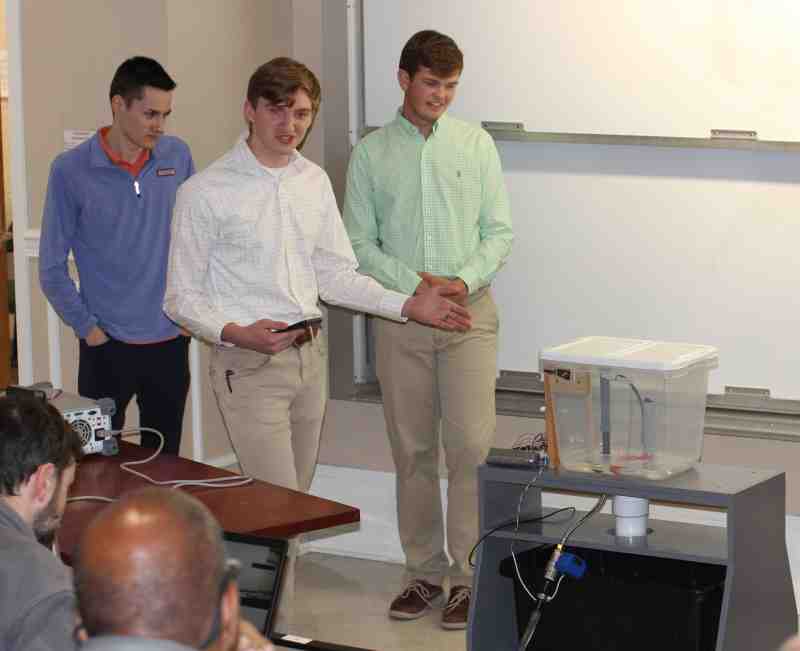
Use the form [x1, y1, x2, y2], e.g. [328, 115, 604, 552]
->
[613, 495, 649, 538]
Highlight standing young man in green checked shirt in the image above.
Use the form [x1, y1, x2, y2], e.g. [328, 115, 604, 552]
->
[343, 30, 513, 630]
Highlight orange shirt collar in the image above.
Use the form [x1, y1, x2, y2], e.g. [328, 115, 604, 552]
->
[99, 126, 150, 176]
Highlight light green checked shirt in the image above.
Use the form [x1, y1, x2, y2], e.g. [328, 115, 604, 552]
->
[343, 111, 513, 296]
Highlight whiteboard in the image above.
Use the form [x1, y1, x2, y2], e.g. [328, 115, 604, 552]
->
[364, 0, 800, 140]
[491, 141, 800, 397]
[359, 0, 800, 398]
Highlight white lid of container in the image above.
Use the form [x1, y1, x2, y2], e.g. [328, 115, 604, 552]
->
[539, 336, 719, 372]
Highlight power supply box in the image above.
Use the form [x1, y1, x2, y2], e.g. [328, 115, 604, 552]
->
[7, 384, 117, 456]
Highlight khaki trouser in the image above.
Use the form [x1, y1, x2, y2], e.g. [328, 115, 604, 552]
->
[374, 289, 498, 586]
[209, 335, 327, 634]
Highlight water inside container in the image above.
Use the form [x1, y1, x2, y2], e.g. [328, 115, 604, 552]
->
[559, 448, 695, 480]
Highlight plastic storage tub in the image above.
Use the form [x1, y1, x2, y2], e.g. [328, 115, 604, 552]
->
[539, 337, 718, 480]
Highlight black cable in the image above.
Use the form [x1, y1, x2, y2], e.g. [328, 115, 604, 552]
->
[558, 494, 608, 547]
[517, 494, 608, 651]
[468, 507, 576, 568]
[519, 598, 544, 651]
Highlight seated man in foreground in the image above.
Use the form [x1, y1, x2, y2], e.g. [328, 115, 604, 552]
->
[74, 486, 274, 651]
[0, 394, 83, 651]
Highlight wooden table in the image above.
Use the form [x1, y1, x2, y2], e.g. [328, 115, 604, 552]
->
[58, 442, 359, 559]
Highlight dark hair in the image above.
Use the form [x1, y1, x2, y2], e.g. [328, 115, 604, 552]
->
[247, 57, 321, 114]
[75, 488, 227, 646]
[109, 56, 176, 106]
[0, 395, 83, 495]
[399, 30, 463, 78]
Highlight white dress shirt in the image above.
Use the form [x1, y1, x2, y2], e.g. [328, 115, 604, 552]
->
[164, 136, 408, 344]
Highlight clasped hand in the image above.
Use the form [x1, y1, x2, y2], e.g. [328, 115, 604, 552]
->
[403, 274, 472, 332]
[417, 272, 469, 305]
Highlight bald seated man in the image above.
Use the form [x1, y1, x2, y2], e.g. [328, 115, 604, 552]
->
[782, 636, 800, 651]
[74, 487, 274, 651]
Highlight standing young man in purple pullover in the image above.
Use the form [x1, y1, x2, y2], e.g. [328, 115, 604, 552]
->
[39, 57, 195, 455]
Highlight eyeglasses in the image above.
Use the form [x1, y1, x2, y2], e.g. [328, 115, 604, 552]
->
[198, 558, 242, 649]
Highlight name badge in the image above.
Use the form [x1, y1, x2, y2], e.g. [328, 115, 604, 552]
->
[157, 168, 176, 177]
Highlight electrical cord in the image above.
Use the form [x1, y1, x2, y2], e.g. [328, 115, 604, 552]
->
[115, 428, 253, 489]
[467, 508, 575, 569]
[518, 492, 608, 651]
[612, 374, 648, 453]
[511, 543, 545, 603]
[557, 493, 608, 547]
[511, 465, 545, 600]
[548, 574, 566, 601]
[67, 427, 252, 505]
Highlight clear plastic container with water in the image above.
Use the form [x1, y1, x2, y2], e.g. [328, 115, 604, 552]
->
[539, 337, 718, 480]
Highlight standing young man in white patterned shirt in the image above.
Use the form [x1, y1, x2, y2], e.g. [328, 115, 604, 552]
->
[164, 57, 471, 634]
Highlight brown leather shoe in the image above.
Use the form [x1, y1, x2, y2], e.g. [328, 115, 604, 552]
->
[388, 579, 445, 620]
[441, 585, 471, 630]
